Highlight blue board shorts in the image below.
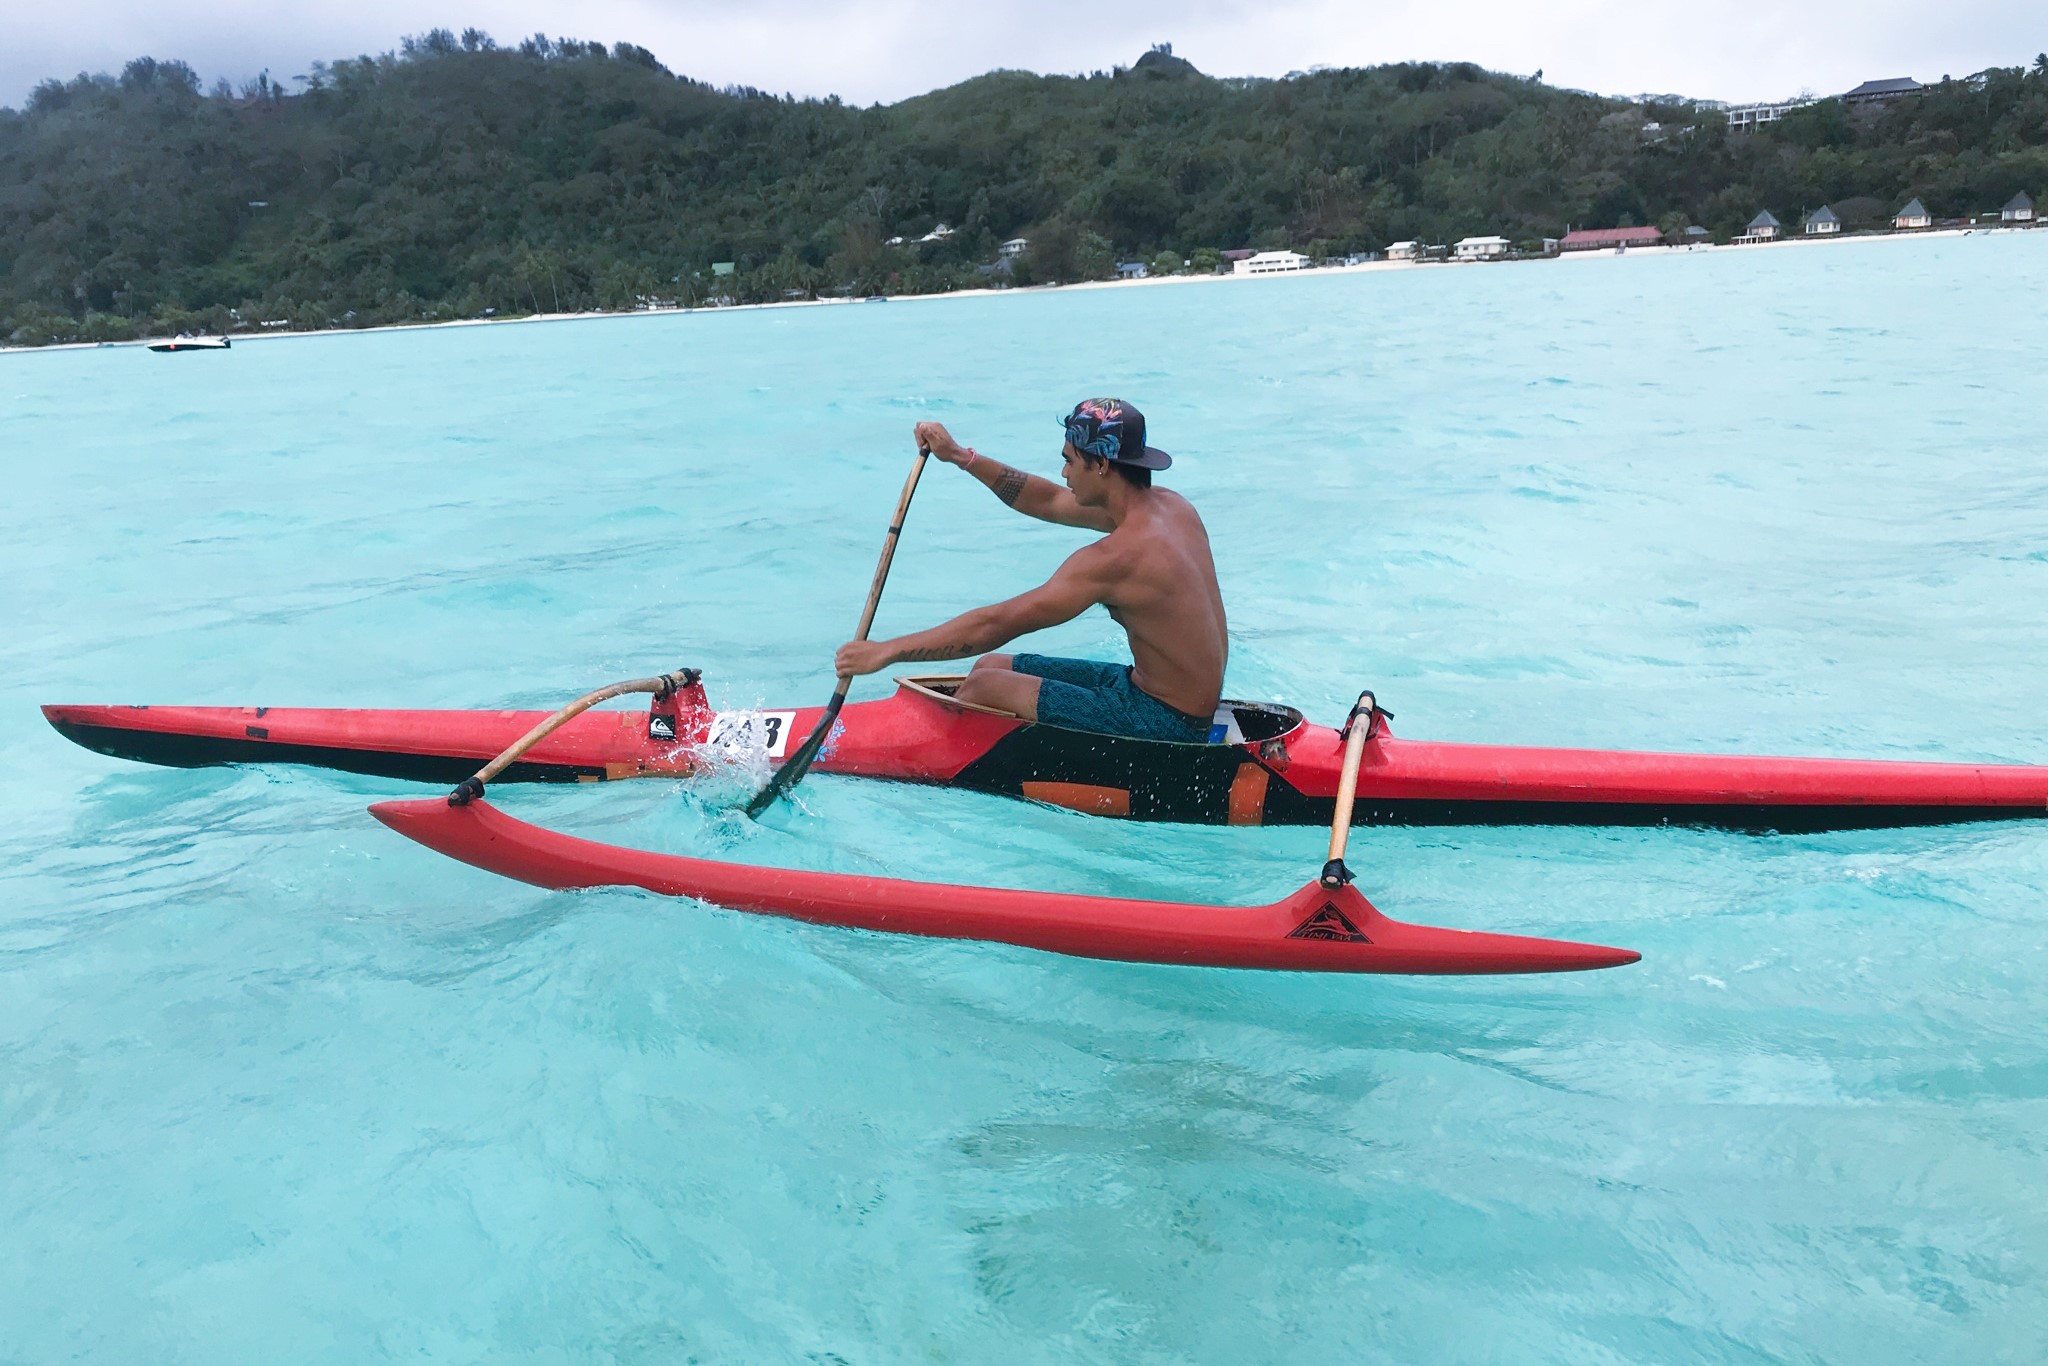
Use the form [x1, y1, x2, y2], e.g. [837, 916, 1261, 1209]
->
[1011, 653, 1213, 744]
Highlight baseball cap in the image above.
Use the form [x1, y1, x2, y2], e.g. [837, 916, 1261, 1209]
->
[1060, 398, 1172, 471]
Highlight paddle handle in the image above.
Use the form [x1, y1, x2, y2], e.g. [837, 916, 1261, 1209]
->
[848, 449, 930, 643]
[450, 668, 699, 804]
[1321, 691, 1379, 888]
[743, 447, 930, 817]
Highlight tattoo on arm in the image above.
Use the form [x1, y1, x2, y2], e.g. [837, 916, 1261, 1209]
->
[894, 645, 962, 663]
[992, 467, 1028, 507]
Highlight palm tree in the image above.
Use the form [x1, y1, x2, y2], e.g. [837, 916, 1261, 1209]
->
[2035, 53, 2048, 78]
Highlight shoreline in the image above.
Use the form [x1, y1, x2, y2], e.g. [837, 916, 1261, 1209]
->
[3, 224, 2035, 356]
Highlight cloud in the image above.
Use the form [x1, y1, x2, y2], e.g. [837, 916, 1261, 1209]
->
[4, 0, 2039, 109]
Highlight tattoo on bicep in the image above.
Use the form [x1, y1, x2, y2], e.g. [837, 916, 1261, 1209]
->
[993, 468, 1028, 507]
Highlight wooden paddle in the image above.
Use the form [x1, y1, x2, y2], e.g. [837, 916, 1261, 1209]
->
[1320, 690, 1383, 889]
[743, 446, 931, 818]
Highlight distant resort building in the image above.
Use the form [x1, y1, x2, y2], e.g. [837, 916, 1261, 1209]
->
[998, 237, 1030, 258]
[1234, 250, 1312, 275]
[1220, 248, 1258, 264]
[1841, 77, 1923, 108]
[1727, 100, 1806, 132]
[1677, 225, 1712, 247]
[1893, 198, 1931, 229]
[1452, 235, 1510, 260]
[917, 223, 955, 243]
[1116, 261, 1148, 279]
[1559, 226, 1663, 252]
[2002, 192, 2036, 224]
[1733, 211, 1782, 244]
[1804, 206, 1841, 235]
[1385, 241, 1419, 261]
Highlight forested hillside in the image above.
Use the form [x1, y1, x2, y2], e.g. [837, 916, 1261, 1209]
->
[3, 33, 2046, 345]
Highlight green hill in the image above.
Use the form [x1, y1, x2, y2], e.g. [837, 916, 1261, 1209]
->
[3, 34, 2045, 344]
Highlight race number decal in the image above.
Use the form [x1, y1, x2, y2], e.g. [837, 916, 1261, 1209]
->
[706, 711, 799, 759]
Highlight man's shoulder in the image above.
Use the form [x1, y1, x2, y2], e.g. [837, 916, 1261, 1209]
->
[1144, 487, 1209, 536]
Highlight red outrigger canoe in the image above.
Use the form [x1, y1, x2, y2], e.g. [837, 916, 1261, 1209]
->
[44, 672, 2048, 832]
[366, 796, 1640, 974]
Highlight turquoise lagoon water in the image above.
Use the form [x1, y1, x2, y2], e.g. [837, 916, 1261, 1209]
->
[4, 235, 2046, 1362]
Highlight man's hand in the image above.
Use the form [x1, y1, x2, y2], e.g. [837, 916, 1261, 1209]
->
[913, 420, 970, 466]
[835, 639, 897, 678]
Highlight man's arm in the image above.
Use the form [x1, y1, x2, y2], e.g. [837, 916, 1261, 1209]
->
[835, 543, 1114, 675]
[914, 420, 1114, 531]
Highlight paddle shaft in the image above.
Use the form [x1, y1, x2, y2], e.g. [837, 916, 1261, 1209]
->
[1320, 691, 1379, 888]
[449, 668, 700, 804]
[743, 448, 930, 817]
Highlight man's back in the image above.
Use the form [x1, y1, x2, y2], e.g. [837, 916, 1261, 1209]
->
[1094, 488, 1228, 718]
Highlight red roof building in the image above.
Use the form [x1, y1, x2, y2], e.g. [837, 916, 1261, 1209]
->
[1559, 226, 1666, 251]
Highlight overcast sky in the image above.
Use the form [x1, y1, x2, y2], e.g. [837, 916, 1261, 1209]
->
[6, 0, 2043, 110]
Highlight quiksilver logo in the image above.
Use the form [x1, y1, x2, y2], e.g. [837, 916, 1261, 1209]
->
[1289, 902, 1370, 943]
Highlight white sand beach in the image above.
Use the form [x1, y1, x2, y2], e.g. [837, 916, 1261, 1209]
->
[4, 223, 2035, 356]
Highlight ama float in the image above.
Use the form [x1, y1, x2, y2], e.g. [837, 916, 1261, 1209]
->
[363, 682, 1641, 976]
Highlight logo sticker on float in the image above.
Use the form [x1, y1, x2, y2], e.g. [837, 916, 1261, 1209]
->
[1288, 902, 1371, 943]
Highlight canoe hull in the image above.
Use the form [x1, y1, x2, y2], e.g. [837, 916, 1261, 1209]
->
[368, 797, 1640, 974]
[44, 681, 2048, 831]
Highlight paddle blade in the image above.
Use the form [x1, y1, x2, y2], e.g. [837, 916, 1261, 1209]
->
[742, 691, 844, 819]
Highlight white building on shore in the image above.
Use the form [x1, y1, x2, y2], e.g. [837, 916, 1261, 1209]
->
[1386, 241, 1419, 261]
[1893, 198, 1931, 230]
[1453, 235, 1510, 260]
[1233, 250, 1312, 275]
[1804, 206, 1841, 235]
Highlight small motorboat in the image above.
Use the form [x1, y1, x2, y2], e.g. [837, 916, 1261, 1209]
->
[146, 335, 232, 352]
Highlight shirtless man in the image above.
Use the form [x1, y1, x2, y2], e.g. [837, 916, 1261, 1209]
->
[833, 398, 1228, 742]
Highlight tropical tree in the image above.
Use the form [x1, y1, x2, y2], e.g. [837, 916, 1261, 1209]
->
[6, 36, 2048, 342]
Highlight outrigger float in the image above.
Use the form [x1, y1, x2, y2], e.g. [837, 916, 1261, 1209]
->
[366, 795, 1639, 975]
[43, 669, 2048, 832]
[364, 680, 1640, 975]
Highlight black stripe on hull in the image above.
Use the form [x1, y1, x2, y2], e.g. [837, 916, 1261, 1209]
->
[47, 722, 603, 786]
[1265, 794, 2045, 834]
[949, 722, 1246, 821]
